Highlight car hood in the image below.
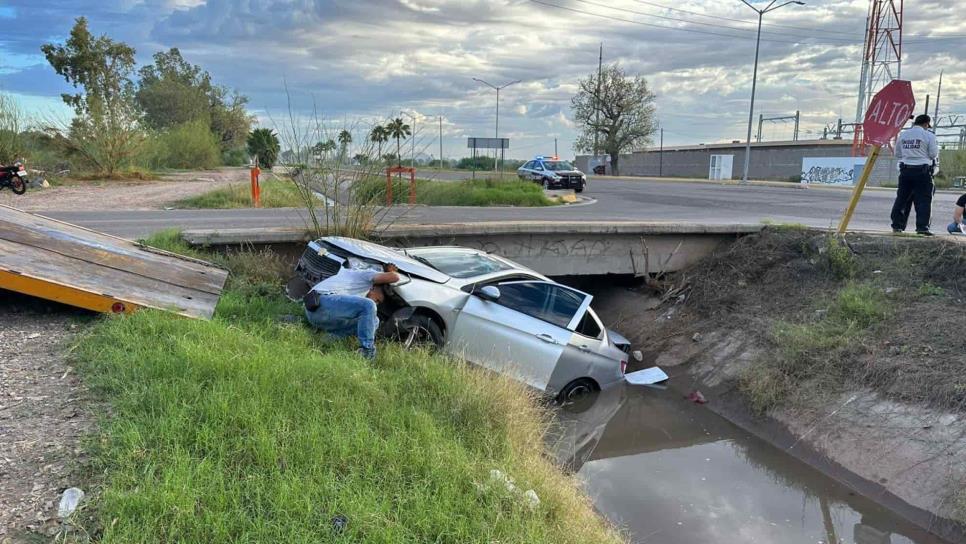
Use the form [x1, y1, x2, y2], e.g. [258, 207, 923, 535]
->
[324, 237, 451, 284]
[550, 170, 584, 176]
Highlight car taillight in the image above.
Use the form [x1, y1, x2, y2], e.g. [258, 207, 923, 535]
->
[620, 360, 627, 375]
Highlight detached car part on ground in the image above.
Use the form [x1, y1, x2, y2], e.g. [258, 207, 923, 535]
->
[287, 237, 630, 402]
[517, 157, 587, 193]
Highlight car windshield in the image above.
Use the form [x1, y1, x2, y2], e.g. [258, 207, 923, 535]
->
[406, 248, 514, 279]
[543, 161, 575, 172]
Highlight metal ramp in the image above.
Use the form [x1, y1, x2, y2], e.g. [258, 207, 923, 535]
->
[0, 204, 228, 319]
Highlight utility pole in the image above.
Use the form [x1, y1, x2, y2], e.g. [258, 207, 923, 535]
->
[793, 110, 800, 141]
[439, 116, 443, 172]
[659, 127, 664, 177]
[554, 138, 558, 157]
[738, 0, 805, 184]
[593, 43, 603, 158]
[935, 70, 943, 121]
[473, 77, 521, 173]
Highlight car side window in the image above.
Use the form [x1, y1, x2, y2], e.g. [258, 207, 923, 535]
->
[523, 161, 534, 169]
[534, 161, 544, 171]
[575, 309, 602, 339]
[495, 282, 585, 329]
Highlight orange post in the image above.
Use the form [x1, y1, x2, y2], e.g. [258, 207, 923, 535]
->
[250, 165, 261, 208]
[386, 169, 393, 206]
[408, 170, 416, 205]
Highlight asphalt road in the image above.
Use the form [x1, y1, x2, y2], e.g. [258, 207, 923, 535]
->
[44, 177, 962, 240]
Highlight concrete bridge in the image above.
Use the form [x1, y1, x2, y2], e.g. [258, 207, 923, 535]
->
[181, 221, 764, 276]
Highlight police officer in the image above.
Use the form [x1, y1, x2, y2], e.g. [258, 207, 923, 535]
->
[890, 114, 939, 235]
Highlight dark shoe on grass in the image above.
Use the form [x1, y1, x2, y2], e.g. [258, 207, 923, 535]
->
[916, 230, 934, 237]
[357, 348, 376, 360]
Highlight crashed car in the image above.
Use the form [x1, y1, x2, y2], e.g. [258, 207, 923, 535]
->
[287, 237, 630, 402]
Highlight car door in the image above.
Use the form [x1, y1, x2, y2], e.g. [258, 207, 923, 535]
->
[447, 281, 590, 391]
[530, 161, 544, 181]
[547, 307, 624, 395]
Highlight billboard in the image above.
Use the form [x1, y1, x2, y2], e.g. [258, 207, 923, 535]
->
[801, 157, 868, 186]
[467, 137, 509, 149]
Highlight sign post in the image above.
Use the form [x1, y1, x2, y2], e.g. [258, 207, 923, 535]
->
[837, 80, 915, 234]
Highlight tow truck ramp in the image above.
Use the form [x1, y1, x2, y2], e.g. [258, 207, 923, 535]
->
[0, 204, 228, 319]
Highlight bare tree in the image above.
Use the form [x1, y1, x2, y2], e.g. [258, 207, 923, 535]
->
[571, 63, 657, 175]
[0, 94, 26, 164]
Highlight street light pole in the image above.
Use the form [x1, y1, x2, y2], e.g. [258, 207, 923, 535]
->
[473, 77, 521, 174]
[739, 0, 805, 184]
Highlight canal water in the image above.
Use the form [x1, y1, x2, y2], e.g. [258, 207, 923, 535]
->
[549, 385, 948, 544]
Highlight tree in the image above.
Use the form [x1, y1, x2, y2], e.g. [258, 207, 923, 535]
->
[42, 17, 144, 176]
[337, 129, 352, 159]
[386, 118, 411, 167]
[247, 128, 280, 168]
[312, 139, 336, 162]
[571, 63, 657, 175]
[136, 48, 252, 154]
[0, 94, 26, 164]
[370, 125, 388, 160]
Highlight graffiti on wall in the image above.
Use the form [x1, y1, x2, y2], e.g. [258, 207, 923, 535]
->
[801, 157, 867, 186]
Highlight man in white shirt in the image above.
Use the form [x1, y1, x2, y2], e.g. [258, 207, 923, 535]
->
[304, 261, 399, 359]
[890, 114, 939, 235]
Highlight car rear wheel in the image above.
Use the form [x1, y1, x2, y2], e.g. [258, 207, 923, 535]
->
[401, 314, 444, 350]
[557, 378, 598, 407]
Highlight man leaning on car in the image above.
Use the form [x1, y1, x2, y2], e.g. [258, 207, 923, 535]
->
[303, 261, 399, 359]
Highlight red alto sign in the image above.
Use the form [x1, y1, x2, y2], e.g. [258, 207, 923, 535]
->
[863, 80, 916, 146]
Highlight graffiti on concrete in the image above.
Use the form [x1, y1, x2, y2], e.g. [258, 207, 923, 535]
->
[426, 235, 614, 261]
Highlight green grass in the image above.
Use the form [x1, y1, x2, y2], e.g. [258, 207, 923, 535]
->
[741, 283, 892, 412]
[69, 232, 621, 543]
[355, 177, 555, 207]
[173, 179, 309, 209]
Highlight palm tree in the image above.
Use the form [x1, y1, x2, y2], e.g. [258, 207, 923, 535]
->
[246, 128, 280, 168]
[337, 129, 352, 159]
[386, 118, 411, 167]
[313, 139, 336, 163]
[369, 125, 388, 160]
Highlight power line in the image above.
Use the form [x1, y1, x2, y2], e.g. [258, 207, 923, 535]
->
[625, 0, 846, 36]
[528, 0, 966, 45]
[573, 0, 858, 43]
[527, 0, 856, 45]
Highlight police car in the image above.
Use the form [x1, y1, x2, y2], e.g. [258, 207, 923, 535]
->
[517, 156, 587, 193]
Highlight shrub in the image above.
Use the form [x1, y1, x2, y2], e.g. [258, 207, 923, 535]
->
[142, 119, 221, 170]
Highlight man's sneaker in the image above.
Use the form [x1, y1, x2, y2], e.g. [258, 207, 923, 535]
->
[357, 348, 376, 360]
[892, 229, 903, 233]
[916, 230, 934, 237]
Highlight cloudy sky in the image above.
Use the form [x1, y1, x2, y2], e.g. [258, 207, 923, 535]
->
[1, 0, 964, 159]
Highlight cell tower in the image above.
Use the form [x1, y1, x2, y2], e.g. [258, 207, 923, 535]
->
[852, 0, 903, 155]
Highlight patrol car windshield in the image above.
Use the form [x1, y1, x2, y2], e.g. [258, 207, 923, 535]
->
[542, 161, 575, 172]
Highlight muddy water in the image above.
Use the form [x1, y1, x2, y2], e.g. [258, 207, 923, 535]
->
[549, 385, 948, 544]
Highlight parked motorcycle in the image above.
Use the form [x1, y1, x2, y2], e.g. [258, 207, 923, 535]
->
[0, 161, 29, 195]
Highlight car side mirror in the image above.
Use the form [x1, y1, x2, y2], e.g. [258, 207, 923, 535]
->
[476, 285, 501, 302]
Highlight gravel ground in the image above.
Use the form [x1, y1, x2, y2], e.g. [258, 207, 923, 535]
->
[0, 293, 95, 541]
[0, 168, 246, 212]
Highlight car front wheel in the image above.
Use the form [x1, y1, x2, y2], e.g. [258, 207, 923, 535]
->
[400, 313, 444, 350]
[575, 182, 585, 193]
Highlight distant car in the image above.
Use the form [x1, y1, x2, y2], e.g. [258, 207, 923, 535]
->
[517, 157, 587, 192]
[288, 237, 630, 402]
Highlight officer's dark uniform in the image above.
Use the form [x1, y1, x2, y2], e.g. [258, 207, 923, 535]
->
[890, 118, 939, 233]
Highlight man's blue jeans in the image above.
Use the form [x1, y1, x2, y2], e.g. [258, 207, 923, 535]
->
[305, 294, 379, 353]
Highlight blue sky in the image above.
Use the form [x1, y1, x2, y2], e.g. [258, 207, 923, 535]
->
[1, 0, 964, 160]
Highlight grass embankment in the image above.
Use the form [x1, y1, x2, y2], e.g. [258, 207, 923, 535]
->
[70, 231, 620, 543]
[680, 229, 966, 414]
[355, 176, 555, 207]
[173, 179, 308, 208]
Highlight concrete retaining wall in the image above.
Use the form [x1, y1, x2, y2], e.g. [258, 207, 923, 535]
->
[576, 140, 899, 186]
[181, 222, 764, 277]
